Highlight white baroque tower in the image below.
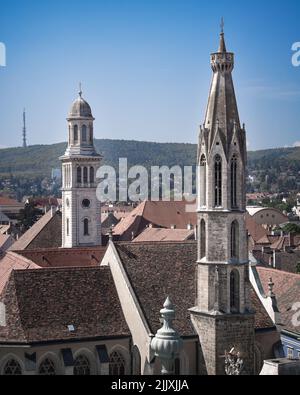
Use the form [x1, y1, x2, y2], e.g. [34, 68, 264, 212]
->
[190, 28, 255, 375]
[60, 89, 102, 248]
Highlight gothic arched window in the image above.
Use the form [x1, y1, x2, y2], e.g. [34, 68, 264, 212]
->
[132, 346, 141, 375]
[200, 155, 207, 207]
[200, 219, 206, 259]
[38, 358, 56, 375]
[2, 359, 22, 375]
[84, 218, 89, 236]
[214, 155, 222, 207]
[74, 125, 79, 144]
[82, 125, 87, 142]
[109, 351, 126, 375]
[231, 221, 239, 260]
[83, 167, 88, 184]
[77, 166, 82, 184]
[90, 167, 95, 184]
[73, 355, 91, 376]
[230, 269, 240, 313]
[231, 155, 238, 208]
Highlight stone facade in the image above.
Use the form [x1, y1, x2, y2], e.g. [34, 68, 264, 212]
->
[60, 90, 102, 248]
[190, 29, 255, 375]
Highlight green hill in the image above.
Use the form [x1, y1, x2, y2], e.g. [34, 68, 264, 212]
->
[1, 140, 300, 197]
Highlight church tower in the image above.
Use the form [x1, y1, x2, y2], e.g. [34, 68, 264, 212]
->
[60, 88, 102, 248]
[190, 26, 255, 375]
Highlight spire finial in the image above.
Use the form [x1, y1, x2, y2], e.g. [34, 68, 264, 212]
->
[218, 18, 227, 53]
[220, 17, 224, 34]
[79, 82, 82, 98]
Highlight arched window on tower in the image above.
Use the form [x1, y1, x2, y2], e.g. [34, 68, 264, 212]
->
[83, 167, 88, 184]
[77, 167, 82, 184]
[90, 167, 95, 184]
[200, 155, 207, 207]
[82, 125, 87, 142]
[214, 155, 222, 207]
[84, 218, 89, 236]
[230, 221, 239, 260]
[230, 269, 240, 313]
[200, 219, 206, 259]
[231, 155, 238, 208]
[74, 125, 79, 144]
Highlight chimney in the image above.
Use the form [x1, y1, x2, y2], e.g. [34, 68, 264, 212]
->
[273, 250, 276, 269]
[171, 225, 176, 230]
[187, 223, 193, 230]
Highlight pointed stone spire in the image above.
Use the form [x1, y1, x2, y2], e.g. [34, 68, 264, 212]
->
[218, 18, 227, 53]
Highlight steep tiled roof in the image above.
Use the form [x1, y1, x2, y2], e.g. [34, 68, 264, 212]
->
[254, 250, 300, 274]
[16, 246, 107, 268]
[246, 213, 268, 243]
[0, 211, 10, 223]
[0, 252, 40, 294]
[0, 267, 129, 343]
[257, 267, 300, 334]
[133, 228, 195, 242]
[0, 197, 22, 206]
[113, 201, 197, 241]
[10, 210, 62, 251]
[114, 242, 274, 335]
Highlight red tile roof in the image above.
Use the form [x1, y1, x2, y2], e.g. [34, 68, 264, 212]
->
[0, 267, 130, 343]
[115, 241, 274, 334]
[0, 252, 40, 294]
[16, 246, 107, 268]
[257, 267, 300, 334]
[246, 213, 268, 243]
[10, 210, 61, 251]
[133, 227, 195, 242]
[113, 200, 197, 241]
[0, 197, 22, 206]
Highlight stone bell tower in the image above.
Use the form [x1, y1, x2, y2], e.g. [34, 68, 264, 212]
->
[60, 88, 102, 248]
[190, 26, 255, 375]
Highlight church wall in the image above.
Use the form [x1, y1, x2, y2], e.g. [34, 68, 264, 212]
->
[0, 338, 131, 375]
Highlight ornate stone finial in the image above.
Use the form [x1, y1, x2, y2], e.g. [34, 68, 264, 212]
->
[151, 297, 183, 375]
[268, 278, 275, 297]
[224, 348, 244, 376]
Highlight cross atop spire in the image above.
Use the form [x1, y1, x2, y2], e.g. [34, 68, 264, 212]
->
[79, 82, 82, 98]
[218, 19, 227, 53]
[220, 17, 224, 34]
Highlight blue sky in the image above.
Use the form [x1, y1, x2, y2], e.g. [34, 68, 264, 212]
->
[0, 0, 300, 150]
